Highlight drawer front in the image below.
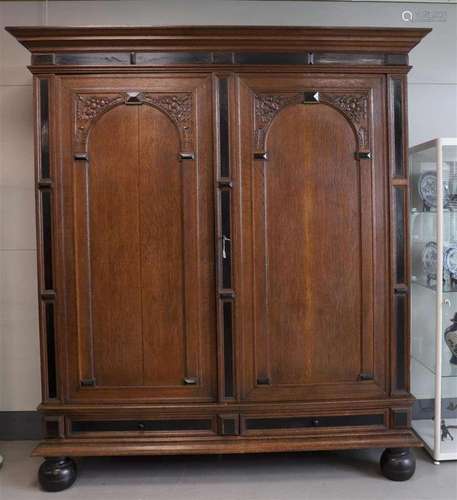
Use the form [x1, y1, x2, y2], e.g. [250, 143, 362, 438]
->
[67, 416, 217, 438]
[241, 411, 387, 436]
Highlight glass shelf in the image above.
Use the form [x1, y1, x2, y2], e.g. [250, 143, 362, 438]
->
[412, 355, 457, 378]
[412, 278, 457, 294]
[411, 282, 457, 377]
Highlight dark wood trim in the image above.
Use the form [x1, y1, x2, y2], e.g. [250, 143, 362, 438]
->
[391, 409, 411, 429]
[393, 292, 408, 392]
[390, 76, 406, 178]
[218, 414, 240, 436]
[35, 76, 59, 403]
[29, 51, 410, 68]
[44, 416, 65, 439]
[28, 65, 413, 76]
[387, 73, 411, 397]
[393, 187, 407, 285]
[6, 26, 430, 54]
[215, 75, 236, 401]
[39, 79, 50, 178]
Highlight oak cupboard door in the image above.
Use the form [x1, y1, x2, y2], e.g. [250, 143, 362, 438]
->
[235, 74, 388, 402]
[57, 75, 216, 402]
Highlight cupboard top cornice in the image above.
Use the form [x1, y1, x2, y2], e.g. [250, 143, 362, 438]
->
[6, 25, 430, 54]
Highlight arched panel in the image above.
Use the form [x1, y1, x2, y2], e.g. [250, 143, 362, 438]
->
[87, 104, 190, 386]
[138, 105, 187, 385]
[239, 75, 383, 403]
[88, 104, 143, 386]
[262, 103, 362, 384]
[68, 75, 216, 401]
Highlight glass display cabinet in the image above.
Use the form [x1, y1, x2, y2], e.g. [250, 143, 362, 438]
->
[411, 138, 457, 462]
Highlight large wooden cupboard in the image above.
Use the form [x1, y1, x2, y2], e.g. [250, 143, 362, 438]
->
[6, 26, 429, 491]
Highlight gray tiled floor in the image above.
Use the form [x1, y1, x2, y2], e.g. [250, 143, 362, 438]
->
[0, 441, 456, 500]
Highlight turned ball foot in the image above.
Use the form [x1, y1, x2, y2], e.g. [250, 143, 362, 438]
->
[38, 457, 77, 492]
[380, 448, 416, 481]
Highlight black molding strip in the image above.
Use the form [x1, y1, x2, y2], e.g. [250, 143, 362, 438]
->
[392, 410, 409, 428]
[218, 78, 230, 178]
[394, 187, 406, 285]
[223, 301, 234, 398]
[31, 51, 409, 67]
[216, 76, 235, 400]
[394, 293, 407, 392]
[41, 190, 54, 291]
[245, 414, 385, 431]
[71, 419, 213, 433]
[56, 52, 131, 65]
[45, 302, 57, 399]
[38, 78, 58, 401]
[392, 184, 407, 393]
[39, 79, 50, 179]
[391, 77, 405, 177]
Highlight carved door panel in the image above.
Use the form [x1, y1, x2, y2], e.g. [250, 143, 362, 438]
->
[235, 74, 388, 402]
[58, 76, 216, 402]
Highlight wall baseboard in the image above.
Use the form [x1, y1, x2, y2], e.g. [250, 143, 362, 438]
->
[413, 398, 457, 420]
[0, 411, 43, 440]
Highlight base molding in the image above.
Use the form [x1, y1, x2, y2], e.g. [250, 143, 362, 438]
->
[32, 430, 421, 457]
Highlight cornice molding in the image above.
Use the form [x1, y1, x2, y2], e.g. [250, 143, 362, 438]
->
[5, 25, 431, 54]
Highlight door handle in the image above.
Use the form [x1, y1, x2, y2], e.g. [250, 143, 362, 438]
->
[183, 377, 198, 385]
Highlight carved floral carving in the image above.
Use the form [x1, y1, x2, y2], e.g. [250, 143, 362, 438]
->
[323, 94, 367, 123]
[74, 92, 194, 152]
[254, 91, 370, 150]
[254, 94, 302, 150]
[142, 93, 193, 150]
[75, 94, 124, 151]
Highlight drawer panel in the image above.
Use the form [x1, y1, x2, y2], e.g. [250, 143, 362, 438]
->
[241, 411, 387, 436]
[68, 417, 216, 437]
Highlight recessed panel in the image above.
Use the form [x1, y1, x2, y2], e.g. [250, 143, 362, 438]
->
[139, 106, 187, 386]
[260, 104, 362, 385]
[89, 105, 143, 386]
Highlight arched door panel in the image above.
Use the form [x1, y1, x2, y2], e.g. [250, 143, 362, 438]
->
[237, 75, 386, 402]
[262, 104, 362, 385]
[60, 76, 216, 402]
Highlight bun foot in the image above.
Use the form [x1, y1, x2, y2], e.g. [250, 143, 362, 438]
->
[38, 457, 77, 492]
[380, 448, 416, 481]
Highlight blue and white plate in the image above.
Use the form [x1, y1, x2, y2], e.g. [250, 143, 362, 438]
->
[445, 244, 457, 276]
[418, 171, 450, 209]
[422, 241, 438, 275]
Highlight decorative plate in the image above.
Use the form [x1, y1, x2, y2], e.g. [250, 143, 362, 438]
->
[418, 171, 450, 209]
[422, 241, 438, 275]
[444, 245, 457, 276]
[444, 313, 457, 365]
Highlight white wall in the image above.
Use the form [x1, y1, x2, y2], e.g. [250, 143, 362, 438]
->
[0, 0, 456, 411]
